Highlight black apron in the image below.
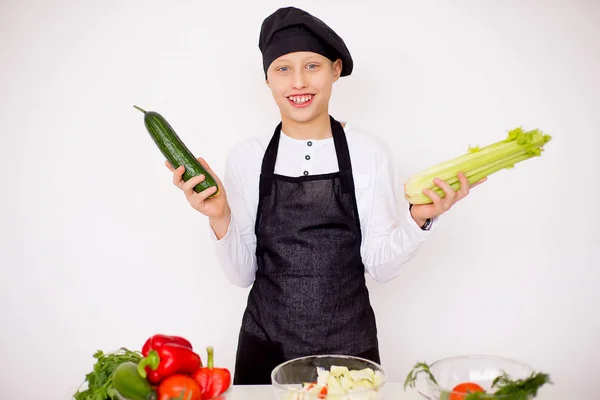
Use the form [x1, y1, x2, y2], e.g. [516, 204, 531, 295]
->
[233, 116, 380, 385]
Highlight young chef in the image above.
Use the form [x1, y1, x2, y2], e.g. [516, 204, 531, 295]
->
[166, 6, 483, 385]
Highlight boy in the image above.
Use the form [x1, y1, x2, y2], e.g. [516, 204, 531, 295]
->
[167, 6, 482, 385]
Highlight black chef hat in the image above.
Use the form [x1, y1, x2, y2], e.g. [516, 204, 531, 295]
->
[258, 7, 353, 77]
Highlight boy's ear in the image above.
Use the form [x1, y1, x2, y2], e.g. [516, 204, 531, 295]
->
[332, 59, 342, 81]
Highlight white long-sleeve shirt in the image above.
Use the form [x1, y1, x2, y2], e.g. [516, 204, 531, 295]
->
[209, 121, 438, 288]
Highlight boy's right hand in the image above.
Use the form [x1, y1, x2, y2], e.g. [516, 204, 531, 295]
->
[166, 157, 230, 221]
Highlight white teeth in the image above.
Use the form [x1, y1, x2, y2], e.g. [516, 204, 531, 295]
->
[290, 95, 312, 104]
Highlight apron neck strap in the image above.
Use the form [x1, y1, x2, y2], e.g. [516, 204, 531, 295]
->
[259, 116, 356, 195]
[330, 116, 355, 193]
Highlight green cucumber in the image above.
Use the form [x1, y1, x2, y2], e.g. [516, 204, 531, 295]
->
[134, 105, 220, 197]
[112, 361, 157, 400]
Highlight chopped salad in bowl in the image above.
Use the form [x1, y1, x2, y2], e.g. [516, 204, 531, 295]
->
[271, 355, 386, 399]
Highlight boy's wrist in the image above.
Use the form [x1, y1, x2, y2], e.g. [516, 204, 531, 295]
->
[413, 217, 427, 228]
[209, 206, 232, 239]
[412, 215, 428, 229]
[409, 204, 431, 230]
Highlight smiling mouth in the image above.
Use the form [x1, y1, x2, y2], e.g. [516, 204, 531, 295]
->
[287, 94, 314, 107]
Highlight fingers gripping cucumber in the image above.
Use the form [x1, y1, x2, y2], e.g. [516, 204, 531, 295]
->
[112, 361, 157, 400]
[134, 105, 220, 198]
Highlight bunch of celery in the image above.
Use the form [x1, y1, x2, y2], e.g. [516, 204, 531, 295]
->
[404, 127, 552, 204]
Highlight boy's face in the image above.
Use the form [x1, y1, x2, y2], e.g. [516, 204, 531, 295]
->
[266, 51, 342, 124]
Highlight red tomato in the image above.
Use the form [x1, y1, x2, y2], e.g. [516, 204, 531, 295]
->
[157, 374, 202, 400]
[318, 386, 327, 399]
[449, 382, 485, 400]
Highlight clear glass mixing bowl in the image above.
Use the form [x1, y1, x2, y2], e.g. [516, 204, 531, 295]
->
[423, 354, 536, 399]
[271, 354, 387, 399]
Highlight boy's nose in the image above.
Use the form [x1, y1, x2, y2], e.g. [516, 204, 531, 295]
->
[291, 71, 308, 89]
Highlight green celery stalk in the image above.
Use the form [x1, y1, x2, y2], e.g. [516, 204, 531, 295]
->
[404, 127, 551, 204]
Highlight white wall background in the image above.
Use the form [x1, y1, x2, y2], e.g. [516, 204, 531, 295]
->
[1, 0, 599, 398]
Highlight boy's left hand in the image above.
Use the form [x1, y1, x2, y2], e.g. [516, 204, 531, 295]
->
[409, 172, 486, 227]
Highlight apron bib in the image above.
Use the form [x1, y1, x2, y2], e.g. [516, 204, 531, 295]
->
[233, 116, 379, 384]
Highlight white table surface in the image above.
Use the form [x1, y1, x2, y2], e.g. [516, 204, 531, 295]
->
[220, 383, 422, 399]
[218, 384, 566, 399]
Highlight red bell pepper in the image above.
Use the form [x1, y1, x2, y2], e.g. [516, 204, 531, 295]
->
[191, 346, 231, 399]
[304, 383, 328, 399]
[137, 334, 202, 385]
[142, 334, 193, 355]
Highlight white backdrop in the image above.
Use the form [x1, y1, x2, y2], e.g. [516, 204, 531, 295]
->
[1, 0, 599, 399]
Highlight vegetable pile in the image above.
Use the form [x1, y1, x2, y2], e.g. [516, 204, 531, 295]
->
[403, 361, 552, 400]
[404, 127, 552, 204]
[73, 334, 231, 400]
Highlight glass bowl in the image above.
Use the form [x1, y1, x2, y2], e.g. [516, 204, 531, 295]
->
[271, 354, 387, 399]
[423, 355, 536, 399]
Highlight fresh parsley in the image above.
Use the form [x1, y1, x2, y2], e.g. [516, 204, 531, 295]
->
[73, 347, 142, 400]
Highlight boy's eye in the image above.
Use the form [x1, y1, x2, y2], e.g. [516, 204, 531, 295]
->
[307, 63, 318, 69]
[278, 66, 289, 72]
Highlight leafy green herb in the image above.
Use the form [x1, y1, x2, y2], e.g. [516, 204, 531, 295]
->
[491, 370, 552, 397]
[403, 361, 439, 389]
[463, 392, 492, 400]
[73, 347, 142, 400]
[404, 361, 552, 399]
